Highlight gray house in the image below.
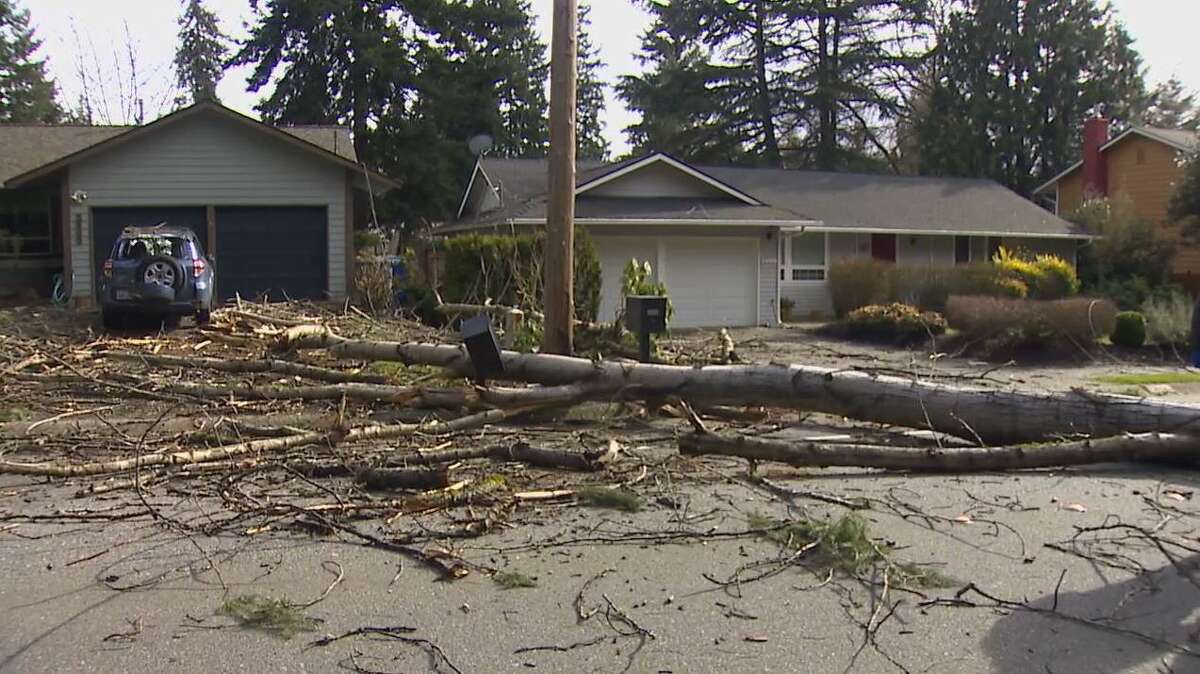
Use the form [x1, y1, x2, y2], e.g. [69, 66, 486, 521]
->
[0, 102, 398, 305]
[445, 152, 1089, 328]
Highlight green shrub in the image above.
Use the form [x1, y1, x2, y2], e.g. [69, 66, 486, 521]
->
[441, 229, 601, 323]
[1143, 291, 1194, 345]
[1031, 254, 1081, 299]
[828, 259, 892, 316]
[946, 296, 1117, 348]
[842, 303, 947, 342]
[1111, 311, 1148, 348]
[354, 229, 385, 253]
[619, 258, 672, 323]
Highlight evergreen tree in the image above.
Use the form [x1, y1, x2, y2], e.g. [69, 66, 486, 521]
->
[0, 0, 62, 123]
[1169, 152, 1200, 236]
[912, 0, 1146, 195]
[173, 0, 228, 106]
[575, 2, 608, 161]
[1139, 77, 1200, 131]
[618, 0, 927, 170]
[233, 0, 551, 226]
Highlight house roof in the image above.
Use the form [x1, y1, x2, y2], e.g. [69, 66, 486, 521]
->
[1033, 125, 1200, 195]
[0, 102, 388, 188]
[452, 155, 1086, 238]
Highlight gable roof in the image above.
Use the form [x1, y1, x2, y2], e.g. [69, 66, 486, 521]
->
[575, 152, 765, 205]
[1033, 125, 1200, 195]
[451, 155, 1086, 238]
[0, 102, 397, 189]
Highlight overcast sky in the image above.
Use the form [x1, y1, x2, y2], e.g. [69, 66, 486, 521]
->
[25, 0, 1200, 155]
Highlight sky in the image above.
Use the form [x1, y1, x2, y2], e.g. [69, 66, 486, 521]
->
[24, 0, 1200, 155]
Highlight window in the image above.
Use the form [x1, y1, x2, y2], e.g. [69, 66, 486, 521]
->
[955, 236, 971, 265]
[781, 232, 826, 282]
[0, 189, 54, 259]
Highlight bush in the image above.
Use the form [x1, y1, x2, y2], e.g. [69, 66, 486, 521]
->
[842, 303, 947, 342]
[441, 229, 602, 323]
[828, 258, 1049, 317]
[828, 259, 892, 316]
[945, 296, 1117, 348]
[352, 255, 394, 314]
[1031, 254, 1081, 299]
[1111, 311, 1148, 347]
[1143, 291, 1194, 345]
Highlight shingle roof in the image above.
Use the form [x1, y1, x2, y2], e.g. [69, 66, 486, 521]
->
[456, 156, 1085, 238]
[1138, 126, 1200, 152]
[0, 120, 357, 184]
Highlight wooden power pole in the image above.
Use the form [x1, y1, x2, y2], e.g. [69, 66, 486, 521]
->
[542, 0, 578, 355]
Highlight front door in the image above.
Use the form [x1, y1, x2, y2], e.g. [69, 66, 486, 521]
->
[871, 233, 897, 262]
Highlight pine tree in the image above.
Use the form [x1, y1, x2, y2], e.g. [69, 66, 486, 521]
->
[1139, 77, 1200, 131]
[233, 0, 552, 226]
[0, 0, 62, 123]
[912, 0, 1146, 195]
[173, 0, 228, 106]
[575, 2, 608, 161]
[618, 0, 927, 170]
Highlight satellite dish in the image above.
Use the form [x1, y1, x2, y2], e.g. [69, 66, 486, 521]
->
[468, 134, 495, 157]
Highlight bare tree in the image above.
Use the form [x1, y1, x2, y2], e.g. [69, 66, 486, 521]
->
[67, 21, 173, 124]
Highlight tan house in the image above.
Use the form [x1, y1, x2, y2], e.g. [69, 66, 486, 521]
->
[1034, 118, 1199, 282]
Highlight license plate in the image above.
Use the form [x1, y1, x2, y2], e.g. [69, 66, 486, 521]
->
[115, 290, 132, 301]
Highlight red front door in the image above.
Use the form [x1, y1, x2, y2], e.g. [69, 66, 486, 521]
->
[871, 234, 897, 262]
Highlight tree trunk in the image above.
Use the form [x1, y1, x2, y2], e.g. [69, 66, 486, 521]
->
[280, 327, 1200, 445]
[679, 431, 1199, 471]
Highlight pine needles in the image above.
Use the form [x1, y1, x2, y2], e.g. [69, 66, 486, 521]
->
[577, 486, 643, 512]
[219, 594, 320, 639]
[747, 513, 953, 588]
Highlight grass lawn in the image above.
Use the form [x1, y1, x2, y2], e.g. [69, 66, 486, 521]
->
[1095, 372, 1200, 386]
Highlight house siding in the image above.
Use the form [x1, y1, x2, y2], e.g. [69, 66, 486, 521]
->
[1054, 135, 1194, 277]
[68, 113, 347, 301]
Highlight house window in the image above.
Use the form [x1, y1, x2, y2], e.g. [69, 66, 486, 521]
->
[0, 189, 54, 259]
[781, 232, 826, 282]
[954, 236, 971, 265]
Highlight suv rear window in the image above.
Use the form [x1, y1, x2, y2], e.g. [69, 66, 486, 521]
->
[114, 236, 188, 260]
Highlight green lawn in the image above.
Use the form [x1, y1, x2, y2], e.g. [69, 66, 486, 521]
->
[1095, 372, 1200, 386]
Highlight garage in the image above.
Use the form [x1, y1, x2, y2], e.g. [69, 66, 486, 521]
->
[214, 206, 328, 301]
[91, 207, 208, 298]
[593, 234, 759, 329]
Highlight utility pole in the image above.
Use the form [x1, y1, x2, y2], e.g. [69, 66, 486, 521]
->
[542, 0, 578, 355]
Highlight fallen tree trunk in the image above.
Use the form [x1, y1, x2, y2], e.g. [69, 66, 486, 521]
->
[279, 326, 1200, 445]
[101, 351, 392, 384]
[679, 431, 1199, 471]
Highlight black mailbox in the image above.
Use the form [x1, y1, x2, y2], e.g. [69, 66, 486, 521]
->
[625, 295, 668, 362]
[461, 314, 504, 381]
[625, 295, 668, 335]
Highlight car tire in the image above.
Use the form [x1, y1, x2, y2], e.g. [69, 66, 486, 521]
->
[136, 255, 185, 293]
[195, 308, 211, 326]
[101, 309, 124, 331]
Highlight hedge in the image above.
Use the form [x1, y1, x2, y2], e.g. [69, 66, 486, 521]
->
[441, 228, 601, 323]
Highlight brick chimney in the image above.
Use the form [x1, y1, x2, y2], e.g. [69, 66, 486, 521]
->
[1082, 115, 1109, 197]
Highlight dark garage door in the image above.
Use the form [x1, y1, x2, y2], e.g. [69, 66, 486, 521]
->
[215, 206, 327, 301]
[92, 207, 208, 297]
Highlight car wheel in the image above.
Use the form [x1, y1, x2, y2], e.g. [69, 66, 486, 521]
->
[101, 309, 124, 331]
[195, 308, 211, 326]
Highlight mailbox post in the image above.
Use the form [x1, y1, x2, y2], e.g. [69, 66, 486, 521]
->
[625, 295, 668, 363]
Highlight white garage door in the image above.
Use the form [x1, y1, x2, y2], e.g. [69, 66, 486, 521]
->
[593, 234, 759, 329]
[662, 237, 758, 328]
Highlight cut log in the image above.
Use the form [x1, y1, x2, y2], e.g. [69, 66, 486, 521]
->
[356, 468, 451, 491]
[679, 431, 1199, 471]
[279, 327, 1200, 444]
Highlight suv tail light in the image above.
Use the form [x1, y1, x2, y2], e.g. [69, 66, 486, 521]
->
[192, 258, 207, 277]
[102, 259, 113, 278]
